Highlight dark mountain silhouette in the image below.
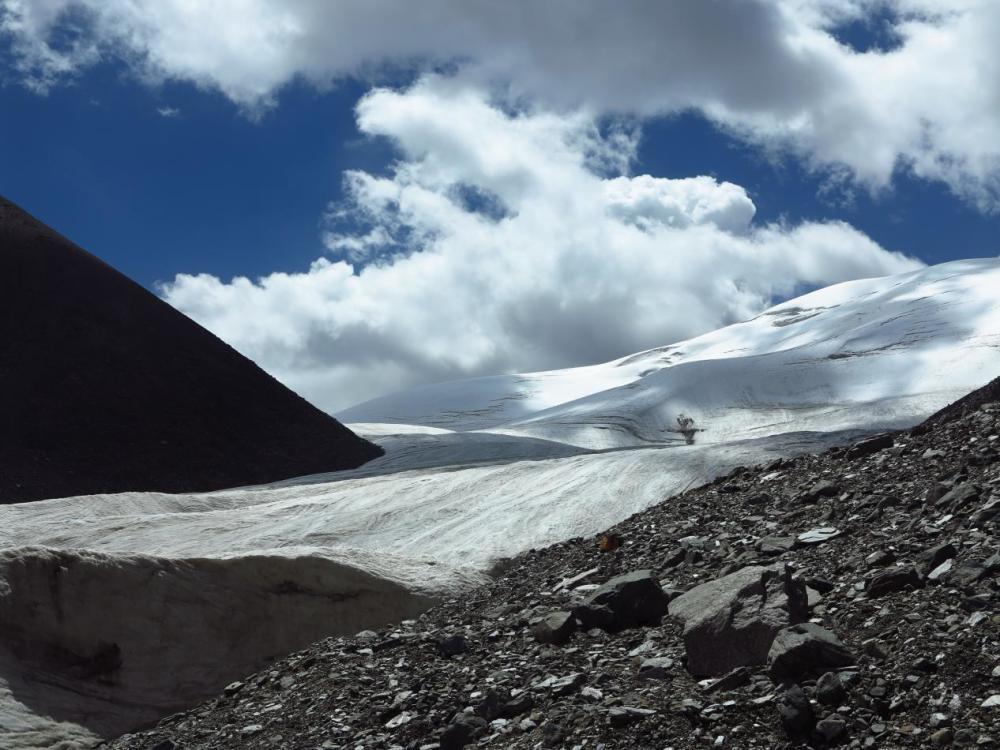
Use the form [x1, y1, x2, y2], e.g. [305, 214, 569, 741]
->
[0, 197, 382, 503]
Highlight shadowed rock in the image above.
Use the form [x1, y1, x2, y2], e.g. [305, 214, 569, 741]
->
[669, 564, 807, 677]
[767, 623, 855, 682]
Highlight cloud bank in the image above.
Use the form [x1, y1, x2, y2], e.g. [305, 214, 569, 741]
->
[5, 0, 1000, 207]
[162, 78, 921, 411]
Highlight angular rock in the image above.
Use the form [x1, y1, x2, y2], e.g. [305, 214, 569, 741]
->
[497, 694, 533, 720]
[758, 536, 795, 555]
[437, 635, 470, 657]
[584, 570, 670, 632]
[951, 562, 989, 587]
[845, 433, 894, 460]
[768, 623, 855, 682]
[815, 671, 848, 706]
[668, 564, 807, 677]
[917, 542, 958, 576]
[704, 666, 752, 694]
[815, 714, 848, 744]
[637, 657, 674, 680]
[972, 497, 1000, 525]
[547, 673, 586, 697]
[803, 479, 840, 502]
[440, 715, 487, 749]
[530, 611, 576, 646]
[936, 483, 980, 509]
[796, 527, 841, 546]
[607, 707, 655, 727]
[776, 684, 815, 739]
[867, 566, 923, 597]
[571, 603, 616, 632]
[927, 559, 954, 582]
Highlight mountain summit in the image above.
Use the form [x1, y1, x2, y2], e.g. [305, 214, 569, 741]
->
[0, 197, 381, 503]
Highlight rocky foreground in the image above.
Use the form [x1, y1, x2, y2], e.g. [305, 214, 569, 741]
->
[110, 384, 1000, 749]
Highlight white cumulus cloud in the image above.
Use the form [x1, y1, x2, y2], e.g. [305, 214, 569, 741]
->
[161, 78, 922, 411]
[4, 0, 1000, 206]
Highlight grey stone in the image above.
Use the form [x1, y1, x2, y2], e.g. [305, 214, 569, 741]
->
[937, 483, 980, 509]
[637, 657, 674, 680]
[797, 527, 841, 546]
[584, 570, 670, 632]
[846, 433, 894, 460]
[867, 566, 923, 597]
[768, 623, 855, 682]
[669, 564, 807, 677]
[437, 634, 470, 657]
[776, 684, 815, 739]
[803, 480, 840, 502]
[440, 715, 487, 749]
[530, 611, 576, 646]
[758, 536, 795, 555]
[917, 542, 958, 576]
[815, 714, 848, 743]
[815, 671, 848, 706]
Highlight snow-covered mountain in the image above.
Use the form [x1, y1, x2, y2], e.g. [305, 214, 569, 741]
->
[2, 258, 999, 749]
[341, 258, 1000, 448]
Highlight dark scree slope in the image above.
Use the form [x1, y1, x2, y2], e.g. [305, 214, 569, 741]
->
[0, 197, 382, 503]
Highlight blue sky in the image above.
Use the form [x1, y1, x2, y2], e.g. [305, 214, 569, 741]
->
[2, 2, 1000, 410]
[2, 57, 997, 291]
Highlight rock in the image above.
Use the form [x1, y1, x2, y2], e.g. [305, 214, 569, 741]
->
[776, 684, 815, 739]
[530, 611, 576, 645]
[539, 721, 565, 747]
[758, 536, 795, 555]
[971, 497, 1000, 525]
[149, 741, 176, 750]
[583, 569, 670, 632]
[796, 527, 841, 546]
[572, 603, 616, 631]
[917, 542, 958, 576]
[637, 657, 674, 680]
[440, 715, 487, 749]
[867, 566, 923, 597]
[866, 549, 896, 568]
[668, 564, 807, 677]
[704, 666, 752, 694]
[663, 547, 687, 567]
[815, 714, 848, 743]
[983, 695, 1000, 708]
[815, 670, 848, 706]
[768, 623, 855, 682]
[928, 559, 954, 582]
[543, 673, 586, 696]
[937, 483, 980, 509]
[607, 707, 655, 727]
[951, 562, 989, 587]
[473, 690, 500, 721]
[498, 694, 533, 719]
[846, 433, 894, 459]
[803, 479, 840, 502]
[437, 635, 470, 657]
[930, 728, 955, 747]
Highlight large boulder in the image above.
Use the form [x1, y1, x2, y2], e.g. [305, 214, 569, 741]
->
[767, 623, 855, 682]
[668, 565, 808, 677]
[583, 570, 670, 632]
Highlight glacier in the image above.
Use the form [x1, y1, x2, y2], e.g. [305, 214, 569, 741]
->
[1, 258, 998, 748]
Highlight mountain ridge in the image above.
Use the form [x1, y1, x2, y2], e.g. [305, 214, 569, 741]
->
[0, 196, 382, 503]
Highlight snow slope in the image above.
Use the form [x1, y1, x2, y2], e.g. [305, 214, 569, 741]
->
[342, 258, 1000, 448]
[1, 258, 999, 748]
